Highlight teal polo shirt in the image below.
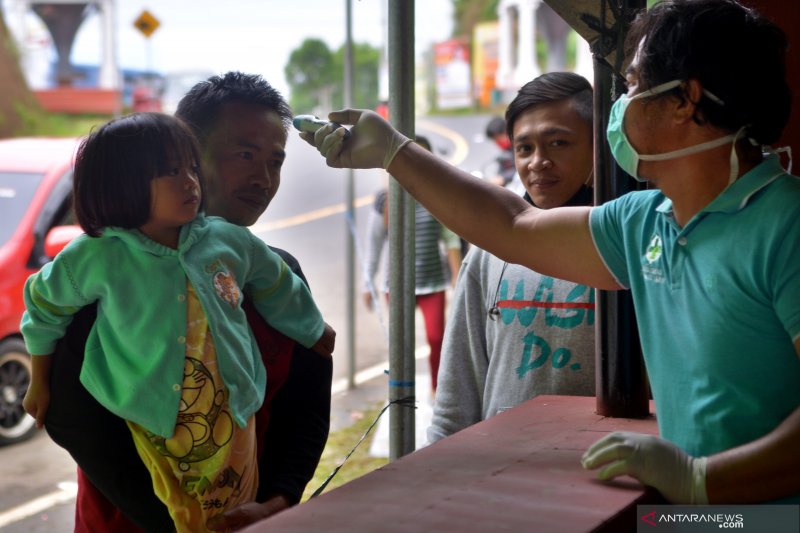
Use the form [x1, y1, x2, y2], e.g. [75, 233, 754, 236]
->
[589, 155, 800, 462]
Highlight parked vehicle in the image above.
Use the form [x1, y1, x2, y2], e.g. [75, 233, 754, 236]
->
[0, 138, 81, 445]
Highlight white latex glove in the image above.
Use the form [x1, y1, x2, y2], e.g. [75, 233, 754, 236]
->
[581, 431, 708, 504]
[299, 108, 412, 170]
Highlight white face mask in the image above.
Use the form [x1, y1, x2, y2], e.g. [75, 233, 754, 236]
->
[607, 79, 745, 184]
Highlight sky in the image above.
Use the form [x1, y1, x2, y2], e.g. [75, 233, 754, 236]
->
[4, 0, 454, 98]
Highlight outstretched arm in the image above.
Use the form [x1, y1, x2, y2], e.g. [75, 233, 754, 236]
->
[388, 139, 614, 289]
[303, 109, 618, 290]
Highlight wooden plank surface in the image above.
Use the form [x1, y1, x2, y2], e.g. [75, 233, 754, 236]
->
[243, 395, 659, 533]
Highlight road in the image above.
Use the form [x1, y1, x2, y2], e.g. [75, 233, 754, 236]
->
[0, 113, 498, 531]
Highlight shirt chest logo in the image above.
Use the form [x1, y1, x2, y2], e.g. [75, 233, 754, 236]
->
[645, 234, 663, 264]
[641, 234, 666, 284]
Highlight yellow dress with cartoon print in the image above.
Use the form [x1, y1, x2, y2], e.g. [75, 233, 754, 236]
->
[128, 283, 258, 532]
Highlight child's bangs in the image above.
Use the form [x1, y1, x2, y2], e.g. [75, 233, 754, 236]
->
[155, 123, 201, 176]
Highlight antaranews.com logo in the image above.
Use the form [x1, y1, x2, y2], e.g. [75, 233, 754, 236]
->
[637, 505, 799, 532]
[640, 510, 743, 528]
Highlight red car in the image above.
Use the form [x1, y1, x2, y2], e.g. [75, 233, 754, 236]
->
[0, 137, 81, 445]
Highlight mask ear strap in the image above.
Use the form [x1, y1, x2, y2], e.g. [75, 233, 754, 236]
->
[763, 145, 793, 174]
[728, 126, 749, 185]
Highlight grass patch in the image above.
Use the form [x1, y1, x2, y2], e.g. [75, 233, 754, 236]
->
[30, 113, 108, 137]
[12, 104, 109, 138]
[25, 113, 111, 137]
[301, 402, 390, 501]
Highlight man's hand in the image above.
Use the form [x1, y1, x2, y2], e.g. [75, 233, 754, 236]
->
[206, 494, 292, 531]
[299, 109, 412, 170]
[581, 431, 708, 504]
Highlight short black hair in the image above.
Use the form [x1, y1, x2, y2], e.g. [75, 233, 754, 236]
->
[505, 72, 593, 140]
[626, 0, 790, 145]
[73, 113, 201, 237]
[175, 71, 293, 143]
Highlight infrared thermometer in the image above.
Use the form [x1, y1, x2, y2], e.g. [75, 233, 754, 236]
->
[293, 114, 351, 139]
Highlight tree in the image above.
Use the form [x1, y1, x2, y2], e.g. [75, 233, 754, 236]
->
[285, 38, 336, 114]
[0, 6, 40, 137]
[452, 0, 498, 38]
[330, 42, 380, 111]
[285, 38, 380, 114]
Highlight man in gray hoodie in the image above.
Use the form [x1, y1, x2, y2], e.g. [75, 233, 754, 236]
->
[428, 72, 595, 443]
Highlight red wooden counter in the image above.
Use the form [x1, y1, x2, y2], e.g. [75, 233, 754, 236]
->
[242, 395, 660, 533]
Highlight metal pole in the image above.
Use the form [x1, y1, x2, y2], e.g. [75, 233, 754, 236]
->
[591, 0, 649, 418]
[387, 0, 415, 460]
[344, 0, 357, 390]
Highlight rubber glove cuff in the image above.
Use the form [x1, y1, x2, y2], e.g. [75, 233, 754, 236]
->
[383, 134, 412, 170]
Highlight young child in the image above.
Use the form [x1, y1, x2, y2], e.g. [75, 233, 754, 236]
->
[21, 112, 335, 531]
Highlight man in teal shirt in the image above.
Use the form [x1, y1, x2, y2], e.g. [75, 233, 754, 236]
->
[302, 0, 800, 505]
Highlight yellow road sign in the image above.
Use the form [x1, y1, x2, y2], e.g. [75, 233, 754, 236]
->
[134, 10, 160, 38]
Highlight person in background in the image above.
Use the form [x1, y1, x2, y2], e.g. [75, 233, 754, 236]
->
[484, 116, 516, 187]
[375, 100, 390, 121]
[302, 0, 800, 505]
[362, 135, 462, 392]
[43, 72, 334, 532]
[428, 72, 596, 444]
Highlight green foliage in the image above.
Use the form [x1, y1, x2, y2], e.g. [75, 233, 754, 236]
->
[8, 103, 106, 137]
[452, 0, 498, 37]
[285, 38, 335, 114]
[285, 38, 380, 114]
[331, 43, 380, 111]
[38, 114, 106, 137]
[534, 33, 579, 72]
[8, 100, 38, 135]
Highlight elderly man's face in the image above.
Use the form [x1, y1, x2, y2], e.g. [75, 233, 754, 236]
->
[201, 102, 288, 227]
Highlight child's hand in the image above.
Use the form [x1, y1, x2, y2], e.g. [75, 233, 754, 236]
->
[23, 381, 50, 429]
[311, 322, 336, 357]
[23, 354, 53, 428]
